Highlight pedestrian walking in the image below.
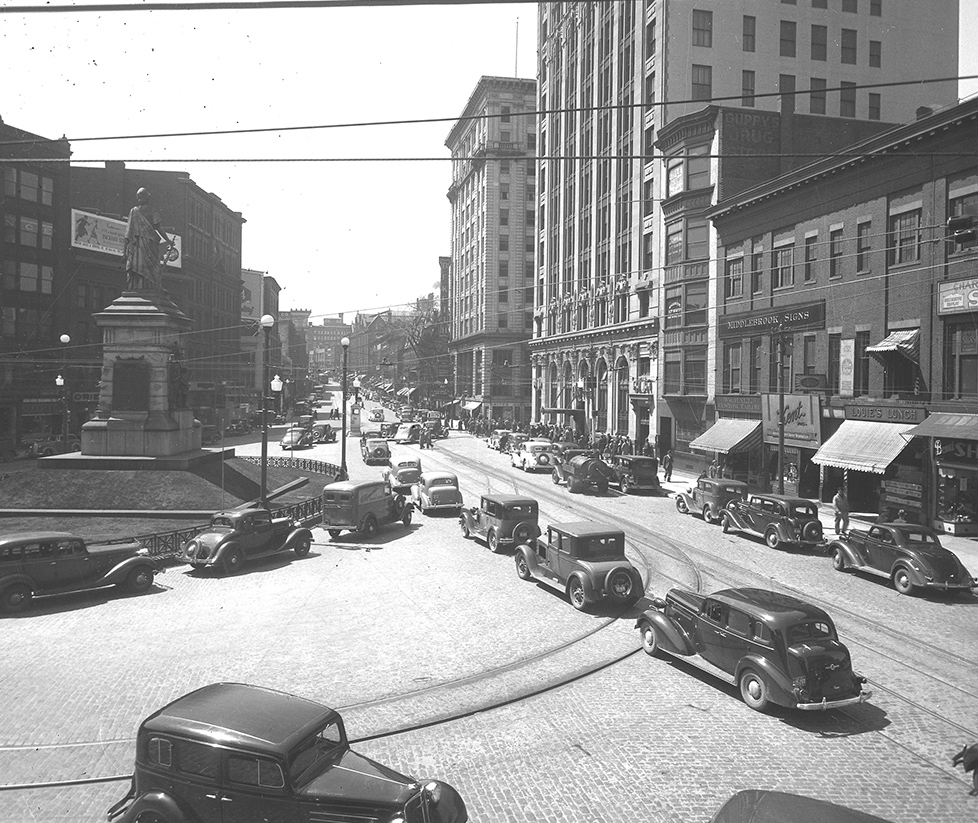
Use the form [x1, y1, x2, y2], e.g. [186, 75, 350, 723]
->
[832, 487, 850, 534]
[662, 451, 673, 482]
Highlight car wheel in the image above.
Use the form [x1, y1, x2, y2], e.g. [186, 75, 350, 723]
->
[402, 507, 412, 526]
[620, 477, 631, 494]
[516, 554, 532, 580]
[123, 566, 154, 593]
[487, 529, 502, 554]
[892, 566, 916, 595]
[567, 578, 587, 611]
[460, 520, 470, 538]
[70, 442, 81, 452]
[676, 497, 689, 514]
[551, 469, 561, 485]
[764, 529, 781, 550]
[362, 515, 378, 538]
[328, 529, 343, 540]
[1, 583, 32, 613]
[832, 547, 848, 571]
[512, 521, 534, 545]
[607, 569, 635, 602]
[294, 535, 311, 557]
[639, 621, 661, 656]
[739, 669, 771, 712]
[222, 548, 244, 575]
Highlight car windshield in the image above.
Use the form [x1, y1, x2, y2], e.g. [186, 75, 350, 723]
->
[786, 620, 836, 645]
[288, 721, 344, 785]
[431, 478, 456, 487]
[398, 461, 419, 469]
[789, 503, 817, 518]
[367, 440, 386, 448]
[504, 503, 537, 517]
[903, 529, 939, 546]
[323, 491, 352, 503]
[577, 534, 624, 560]
[530, 445, 552, 453]
[211, 516, 234, 528]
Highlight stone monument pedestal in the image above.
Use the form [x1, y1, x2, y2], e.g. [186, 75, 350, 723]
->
[81, 291, 202, 457]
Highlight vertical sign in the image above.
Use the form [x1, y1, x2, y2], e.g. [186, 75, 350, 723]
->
[839, 338, 855, 398]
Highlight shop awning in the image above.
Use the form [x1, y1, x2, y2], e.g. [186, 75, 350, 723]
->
[902, 412, 978, 440]
[396, 387, 409, 397]
[380, 382, 393, 391]
[463, 400, 482, 411]
[866, 329, 920, 364]
[811, 420, 916, 474]
[689, 419, 762, 455]
[405, 387, 418, 398]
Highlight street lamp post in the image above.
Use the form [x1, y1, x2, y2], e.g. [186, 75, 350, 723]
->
[353, 377, 361, 405]
[58, 333, 70, 447]
[259, 314, 275, 506]
[339, 337, 350, 481]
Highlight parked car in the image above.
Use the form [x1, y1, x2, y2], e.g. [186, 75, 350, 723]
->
[310, 422, 336, 443]
[635, 587, 872, 712]
[106, 682, 467, 823]
[321, 480, 413, 539]
[709, 790, 897, 823]
[828, 522, 976, 595]
[280, 428, 314, 450]
[549, 441, 580, 461]
[200, 425, 222, 445]
[514, 522, 643, 611]
[178, 506, 312, 574]
[605, 454, 661, 494]
[460, 493, 541, 553]
[225, 419, 251, 436]
[551, 453, 615, 494]
[413, 472, 463, 515]
[27, 433, 81, 457]
[395, 422, 422, 444]
[379, 421, 400, 439]
[487, 429, 511, 450]
[676, 477, 749, 523]
[504, 432, 530, 454]
[424, 417, 448, 439]
[368, 408, 385, 422]
[721, 493, 825, 550]
[510, 440, 556, 472]
[360, 435, 391, 465]
[384, 456, 423, 493]
[0, 531, 156, 613]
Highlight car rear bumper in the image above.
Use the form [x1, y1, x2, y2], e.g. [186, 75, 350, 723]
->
[795, 687, 873, 710]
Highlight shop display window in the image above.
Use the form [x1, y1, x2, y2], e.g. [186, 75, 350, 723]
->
[937, 467, 978, 525]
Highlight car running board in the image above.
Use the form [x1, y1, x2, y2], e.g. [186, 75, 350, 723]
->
[659, 649, 737, 686]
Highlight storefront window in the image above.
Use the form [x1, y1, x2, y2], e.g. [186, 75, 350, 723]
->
[937, 467, 978, 527]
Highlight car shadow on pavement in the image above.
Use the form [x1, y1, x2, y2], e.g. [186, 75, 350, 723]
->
[320, 524, 420, 552]
[0, 581, 168, 618]
[834, 568, 978, 604]
[181, 551, 319, 578]
[781, 700, 891, 736]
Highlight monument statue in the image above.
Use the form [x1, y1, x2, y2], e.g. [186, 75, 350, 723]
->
[124, 188, 172, 292]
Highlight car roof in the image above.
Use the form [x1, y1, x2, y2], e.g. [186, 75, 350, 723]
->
[750, 493, 815, 505]
[482, 493, 538, 505]
[140, 683, 338, 756]
[710, 588, 830, 624]
[324, 480, 387, 493]
[547, 522, 624, 538]
[424, 471, 458, 482]
[0, 531, 80, 547]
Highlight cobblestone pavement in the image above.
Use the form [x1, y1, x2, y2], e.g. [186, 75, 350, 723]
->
[1, 415, 976, 822]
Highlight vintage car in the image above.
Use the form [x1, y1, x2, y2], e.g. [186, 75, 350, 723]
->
[510, 440, 556, 472]
[321, 480, 413, 539]
[384, 456, 423, 493]
[503, 432, 530, 454]
[0, 531, 156, 613]
[551, 453, 616, 494]
[487, 429, 511, 450]
[635, 587, 872, 712]
[200, 425, 222, 445]
[827, 522, 976, 595]
[360, 435, 391, 465]
[178, 506, 312, 574]
[709, 791, 898, 823]
[550, 441, 580, 461]
[379, 421, 400, 439]
[606, 454, 661, 494]
[368, 408, 385, 422]
[424, 418, 448, 439]
[27, 433, 81, 457]
[515, 522, 643, 611]
[676, 477, 750, 523]
[721, 493, 825, 550]
[280, 428, 314, 450]
[460, 493, 541, 553]
[106, 682, 467, 823]
[225, 419, 251, 436]
[394, 422, 423, 444]
[309, 422, 337, 443]
[413, 472, 463, 515]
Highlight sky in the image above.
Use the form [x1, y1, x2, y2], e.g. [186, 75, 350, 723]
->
[1, 0, 976, 325]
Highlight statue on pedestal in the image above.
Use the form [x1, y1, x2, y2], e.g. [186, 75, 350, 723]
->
[124, 188, 172, 292]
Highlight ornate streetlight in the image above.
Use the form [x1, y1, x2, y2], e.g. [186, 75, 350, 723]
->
[259, 314, 275, 506]
[339, 337, 351, 480]
[58, 333, 70, 448]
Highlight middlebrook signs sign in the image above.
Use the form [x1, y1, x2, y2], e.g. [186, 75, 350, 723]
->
[719, 300, 826, 338]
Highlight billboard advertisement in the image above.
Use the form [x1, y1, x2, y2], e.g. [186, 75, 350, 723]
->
[71, 208, 182, 269]
[761, 393, 822, 448]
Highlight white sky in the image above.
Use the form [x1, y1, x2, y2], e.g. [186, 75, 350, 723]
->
[1, 1, 975, 323]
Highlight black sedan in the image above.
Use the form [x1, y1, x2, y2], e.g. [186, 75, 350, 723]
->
[280, 429, 315, 450]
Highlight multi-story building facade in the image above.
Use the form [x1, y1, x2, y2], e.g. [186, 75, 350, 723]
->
[446, 76, 537, 424]
[530, 0, 959, 449]
[240, 268, 282, 420]
[306, 315, 353, 377]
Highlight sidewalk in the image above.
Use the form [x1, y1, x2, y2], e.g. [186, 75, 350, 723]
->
[660, 468, 978, 574]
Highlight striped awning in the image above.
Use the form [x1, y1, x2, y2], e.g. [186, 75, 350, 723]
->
[463, 400, 482, 411]
[866, 329, 920, 364]
[902, 412, 978, 440]
[688, 419, 762, 454]
[811, 420, 916, 474]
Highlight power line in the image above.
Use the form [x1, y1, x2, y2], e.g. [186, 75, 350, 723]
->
[0, 0, 542, 14]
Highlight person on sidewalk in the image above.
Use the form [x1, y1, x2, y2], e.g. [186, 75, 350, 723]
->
[832, 488, 850, 534]
[662, 451, 673, 482]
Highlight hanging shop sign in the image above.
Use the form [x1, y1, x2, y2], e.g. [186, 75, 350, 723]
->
[938, 276, 978, 316]
[844, 404, 926, 424]
[718, 300, 825, 338]
[761, 393, 822, 448]
[934, 438, 978, 467]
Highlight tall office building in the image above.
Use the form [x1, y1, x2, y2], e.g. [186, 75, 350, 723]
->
[530, 0, 959, 450]
[446, 76, 537, 424]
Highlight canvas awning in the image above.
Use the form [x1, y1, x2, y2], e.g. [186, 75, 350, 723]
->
[380, 382, 393, 391]
[405, 387, 418, 398]
[688, 419, 762, 455]
[396, 387, 409, 397]
[866, 329, 920, 364]
[811, 420, 916, 474]
[902, 412, 978, 441]
[463, 400, 482, 411]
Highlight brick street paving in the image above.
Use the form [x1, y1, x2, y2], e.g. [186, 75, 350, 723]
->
[1, 422, 976, 821]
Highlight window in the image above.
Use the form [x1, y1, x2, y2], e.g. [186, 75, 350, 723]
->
[725, 256, 744, 299]
[869, 40, 881, 67]
[687, 145, 710, 190]
[498, 287, 508, 303]
[813, 0, 827, 7]
[692, 9, 713, 47]
[843, 0, 857, 11]
[229, 756, 285, 789]
[811, 25, 827, 61]
[841, 29, 857, 64]
[499, 262, 508, 278]
[498, 312, 508, 328]
[742, 70, 756, 107]
[840, 82, 856, 118]
[743, 16, 756, 52]
[772, 245, 795, 289]
[176, 741, 219, 778]
[855, 330, 871, 396]
[750, 338, 762, 393]
[950, 191, 978, 252]
[19, 217, 38, 247]
[751, 248, 764, 293]
[148, 738, 172, 767]
[724, 343, 742, 393]
[809, 78, 827, 114]
[685, 280, 708, 325]
[868, 93, 881, 121]
[871, 0, 881, 16]
[691, 65, 712, 102]
[725, 608, 750, 636]
[499, 236, 509, 251]
[499, 210, 509, 226]
[666, 223, 684, 265]
[829, 333, 841, 393]
[856, 221, 872, 270]
[780, 21, 797, 57]
[804, 236, 817, 281]
[888, 210, 921, 264]
[803, 334, 817, 374]
[829, 228, 844, 277]
[779, 74, 796, 114]
[501, 105, 511, 123]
